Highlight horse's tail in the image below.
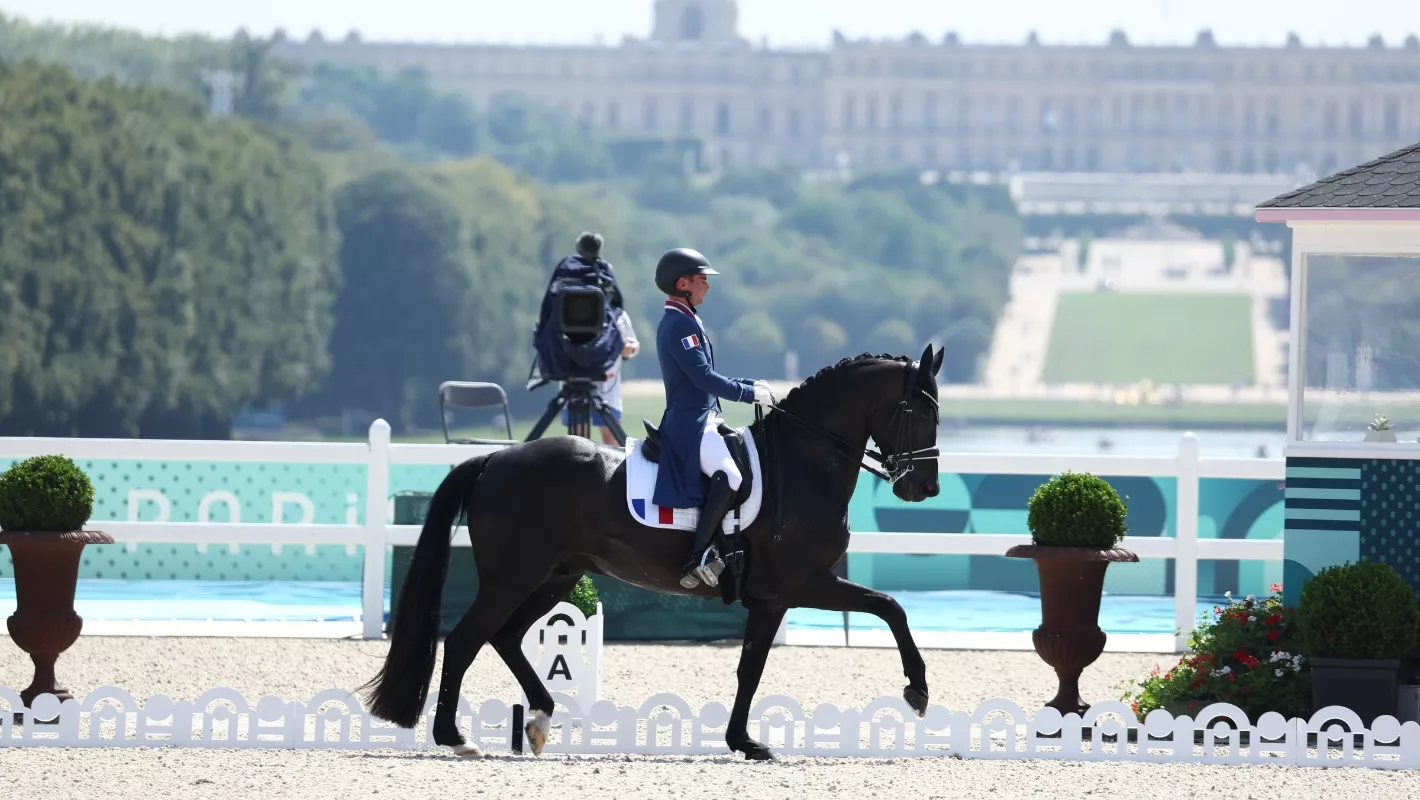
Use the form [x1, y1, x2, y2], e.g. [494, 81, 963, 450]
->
[360, 454, 488, 728]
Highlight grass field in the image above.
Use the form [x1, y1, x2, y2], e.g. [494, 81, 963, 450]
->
[284, 392, 1285, 444]
[1041, 292, 1255, 385]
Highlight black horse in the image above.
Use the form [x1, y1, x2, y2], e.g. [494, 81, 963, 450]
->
[360, 344, 944, 760]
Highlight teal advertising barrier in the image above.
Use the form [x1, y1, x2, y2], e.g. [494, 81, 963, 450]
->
[0, 452, 1284, 640]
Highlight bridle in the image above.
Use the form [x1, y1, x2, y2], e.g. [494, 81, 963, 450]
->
[756, 359, 941, 485]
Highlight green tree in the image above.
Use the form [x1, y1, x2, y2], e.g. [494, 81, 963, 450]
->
[0, 59, 338, 438]
[309, 168, 471, 431]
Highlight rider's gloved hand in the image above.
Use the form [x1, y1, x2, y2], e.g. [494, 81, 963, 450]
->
[752, 380, 776, 407]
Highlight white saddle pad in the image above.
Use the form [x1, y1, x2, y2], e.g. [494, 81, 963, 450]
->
[624, 426, 763, 534]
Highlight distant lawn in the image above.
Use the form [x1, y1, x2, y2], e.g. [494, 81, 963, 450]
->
[286, 393, 1284, 444]
[1042, 292, 1255, 385]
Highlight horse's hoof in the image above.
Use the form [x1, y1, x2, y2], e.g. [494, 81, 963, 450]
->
[453, 743, 483, 758]
[744, 745, 776, 761]
[904, 685, 929, 718]
[433, 726, 464, 749]
[731, 739, 775, 761]
[525, 709, 551, 756]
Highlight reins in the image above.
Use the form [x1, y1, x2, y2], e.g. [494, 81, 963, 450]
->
[754, 360, 941, 542]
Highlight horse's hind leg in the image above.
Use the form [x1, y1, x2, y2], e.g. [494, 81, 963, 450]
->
[489, 574, 582, 756]
[431, 574, 549, 755]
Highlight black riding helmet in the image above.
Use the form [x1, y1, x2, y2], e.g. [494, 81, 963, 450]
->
[655, 248, 719, 298]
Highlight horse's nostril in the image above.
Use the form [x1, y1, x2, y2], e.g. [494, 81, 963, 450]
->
[924, 482, 939, 497]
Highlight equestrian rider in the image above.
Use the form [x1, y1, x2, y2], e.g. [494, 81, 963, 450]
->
[652, 248, 775, 589]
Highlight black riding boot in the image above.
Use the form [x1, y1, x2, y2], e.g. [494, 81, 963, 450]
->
[679, 471, 735, 589]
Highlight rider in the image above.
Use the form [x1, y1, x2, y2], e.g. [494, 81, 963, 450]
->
[652, 248, 775, 589]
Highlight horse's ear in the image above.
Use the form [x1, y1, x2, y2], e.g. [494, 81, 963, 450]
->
[918, 343, 934, 369]
[931, 345, 944, 376]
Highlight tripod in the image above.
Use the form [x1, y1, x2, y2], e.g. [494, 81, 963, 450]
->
[525, 377, 628, 446]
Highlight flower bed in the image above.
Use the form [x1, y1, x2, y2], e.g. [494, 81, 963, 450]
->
[1120, 584, 1311, 721]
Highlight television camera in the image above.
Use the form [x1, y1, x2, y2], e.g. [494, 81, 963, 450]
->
[526, 233, 629, 445]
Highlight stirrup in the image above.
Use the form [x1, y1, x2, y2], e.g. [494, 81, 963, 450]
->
[679, 548, 725, 589]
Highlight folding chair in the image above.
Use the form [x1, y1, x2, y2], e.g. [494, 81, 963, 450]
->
[438, 381, 517, 445]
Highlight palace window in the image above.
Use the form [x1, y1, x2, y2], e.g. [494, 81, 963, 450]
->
[681, 6, 704, 40]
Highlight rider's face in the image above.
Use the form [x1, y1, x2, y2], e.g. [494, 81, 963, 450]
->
[679, 274, 710, 306]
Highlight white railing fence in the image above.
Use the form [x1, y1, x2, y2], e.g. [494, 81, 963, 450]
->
[0, 421, 1284, 650]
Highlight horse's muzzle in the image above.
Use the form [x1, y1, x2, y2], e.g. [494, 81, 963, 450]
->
[922, 481, 939, 498]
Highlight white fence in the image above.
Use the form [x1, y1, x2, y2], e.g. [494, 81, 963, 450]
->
[7, 687, 1419, 770]
[0, 421, 1284, 651]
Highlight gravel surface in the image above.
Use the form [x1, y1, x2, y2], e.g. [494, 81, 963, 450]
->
[2, 636, 1417, 799]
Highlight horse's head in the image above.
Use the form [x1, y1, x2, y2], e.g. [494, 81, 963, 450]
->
[867, 343, 943, 502]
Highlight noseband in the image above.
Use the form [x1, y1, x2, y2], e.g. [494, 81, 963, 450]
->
[760, 360, 940, 485]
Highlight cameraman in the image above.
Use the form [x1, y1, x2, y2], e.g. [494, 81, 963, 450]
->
[544, 231, 636, 444]
[570, 307, 640, 445]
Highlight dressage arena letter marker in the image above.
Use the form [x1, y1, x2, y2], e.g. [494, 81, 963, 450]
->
[546, 655, 572, 681]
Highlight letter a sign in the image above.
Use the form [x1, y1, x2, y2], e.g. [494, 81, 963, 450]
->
[546, 654, 572, 680]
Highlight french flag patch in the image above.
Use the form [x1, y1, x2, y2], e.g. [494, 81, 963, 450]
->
[680, 334, 700, 350]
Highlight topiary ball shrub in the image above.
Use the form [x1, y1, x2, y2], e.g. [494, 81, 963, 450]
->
[1298, 560, 1420, 660]
[565, 575, 600, 618]
[0, 455, 95, 533]
[1026, 470, 1128, 549]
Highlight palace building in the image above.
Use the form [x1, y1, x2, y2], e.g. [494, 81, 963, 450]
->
[273, 1, 1420, 175]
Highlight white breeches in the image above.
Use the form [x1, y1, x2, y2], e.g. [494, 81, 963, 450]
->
[699, 416, 743, 491]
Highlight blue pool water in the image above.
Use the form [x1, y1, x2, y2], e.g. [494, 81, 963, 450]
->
[0, 580, 1227, 634]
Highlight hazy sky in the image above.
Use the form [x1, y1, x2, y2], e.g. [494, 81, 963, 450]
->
[1, 0, 1415, 48]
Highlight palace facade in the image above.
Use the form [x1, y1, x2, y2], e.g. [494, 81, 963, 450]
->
[273, 0, 1420, 175]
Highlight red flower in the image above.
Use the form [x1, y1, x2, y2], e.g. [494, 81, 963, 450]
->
[1266, 613, 1283, 626]
[1232, 648, 1250, 661]
[1268, 629, 1281, 642]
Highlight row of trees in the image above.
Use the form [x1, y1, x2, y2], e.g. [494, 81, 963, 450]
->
[0, 60, 338, 438]
[0, 19, 1024, 437]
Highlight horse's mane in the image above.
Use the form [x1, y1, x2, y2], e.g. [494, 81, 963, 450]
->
[779, 352, 914, 407]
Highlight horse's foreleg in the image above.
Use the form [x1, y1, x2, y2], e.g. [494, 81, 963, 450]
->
[725, 603, 787, 761]
[787, 570, 929, 716]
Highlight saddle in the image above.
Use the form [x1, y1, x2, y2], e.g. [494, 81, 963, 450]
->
[638, 418, 758, 606]
[637, 419, 755, 512]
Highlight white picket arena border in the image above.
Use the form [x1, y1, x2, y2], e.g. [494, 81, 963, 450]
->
[2, 687, 1417, 770]
[0, 421, 1285, 651]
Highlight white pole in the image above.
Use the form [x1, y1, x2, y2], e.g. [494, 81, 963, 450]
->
[362, 419, 392, 639]
[1174, 432, 1200, 652]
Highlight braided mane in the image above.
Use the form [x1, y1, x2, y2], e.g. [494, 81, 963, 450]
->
[779, 352, 913, 407]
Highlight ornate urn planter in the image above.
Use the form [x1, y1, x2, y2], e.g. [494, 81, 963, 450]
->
[2, 530, 112, 708]
[0, 455, 107, 716]
[1006, 470, 1134, 716]
[1005, 544, 1138, 714]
